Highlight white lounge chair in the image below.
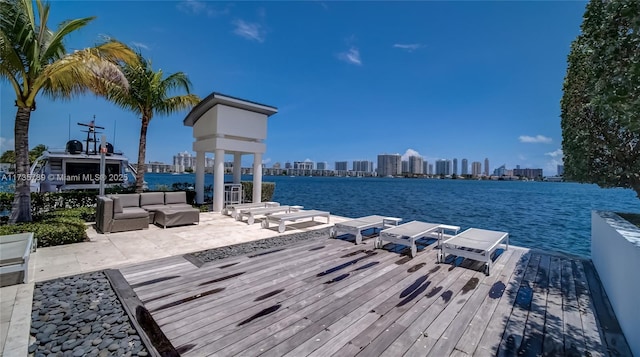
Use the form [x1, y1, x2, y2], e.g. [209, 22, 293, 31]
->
[237, 205, 303, 225]
[330, 215, 402, 244]
[262, 210, 330, 233]
[374, 221, 461, 258]
[437, 228, 509, 276]
[0, 232, 34, 284]
[224, 202, 280, 219]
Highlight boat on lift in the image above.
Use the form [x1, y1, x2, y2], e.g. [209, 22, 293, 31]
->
[29, 121, 136, 192]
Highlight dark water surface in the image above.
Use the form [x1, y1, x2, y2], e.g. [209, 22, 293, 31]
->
[144, 174, 640, 257]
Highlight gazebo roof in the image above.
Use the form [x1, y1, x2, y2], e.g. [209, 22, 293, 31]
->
[183, 92, 278, 127]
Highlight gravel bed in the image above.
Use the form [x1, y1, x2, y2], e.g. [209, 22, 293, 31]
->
[191, 227, 332, 263]
[29, 271, 149, 357]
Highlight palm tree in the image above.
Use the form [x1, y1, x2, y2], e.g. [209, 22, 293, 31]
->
[0, 0, 136, 223]
[106, 53, 200, 193]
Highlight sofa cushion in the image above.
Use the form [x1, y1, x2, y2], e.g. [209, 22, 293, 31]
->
[140, 192, 165, 206]
[167, 203, 193, 210]
[165, 192, 187, 205]
[114, 207, 149, 220]
[113, 197, 123, 214]
[141, 204, 168, 212]
[114, 194, 140, 208]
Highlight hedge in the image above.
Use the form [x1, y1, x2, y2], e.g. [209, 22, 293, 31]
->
[0, 210, 89, 247]
[240, 182, 276, 203]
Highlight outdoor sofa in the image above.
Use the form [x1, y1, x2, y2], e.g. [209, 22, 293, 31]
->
[96, 192, 199, 233]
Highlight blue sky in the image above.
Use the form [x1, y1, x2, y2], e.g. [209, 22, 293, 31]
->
[0, 1, 587, 175]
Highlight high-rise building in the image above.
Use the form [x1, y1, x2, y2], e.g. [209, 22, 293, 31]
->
[471, 161, 482, 177]
[435, 159, 452, 176]
[353, 160, 374, 172]
[428, 164, 434, 175]
[557, 165, 564, 176]
[316, 162, 327, 170]
[272, 162, 281, 169]
[408, 156, 423, 174]
[285, 162, 292, 169]
[335, 161, 348, 171]
[461, 158, 468, 175]
[484, 158, 490, 177]
[401, 160, 409, 173]
[423, 161, 429, 175]
[513, 168, 543, 179]
[452, 158, 458, 175]
[493, 164, 506, 176]
[377, 154, 402, 177]
[294, 161, 314, 170]
[173, 151, 194, 172]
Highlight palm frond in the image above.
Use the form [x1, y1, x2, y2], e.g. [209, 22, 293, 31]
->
[155, 94, 201, 116]
[34, 41, 135, 101]
[40, 16, 94, 63]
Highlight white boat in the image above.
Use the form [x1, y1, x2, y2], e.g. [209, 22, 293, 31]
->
[29, 122, 135, 192]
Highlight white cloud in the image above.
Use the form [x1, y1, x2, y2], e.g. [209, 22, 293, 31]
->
[338, 47, 362, 66]
[545, 158, 564, 175]
[545, 149, 563, 158]
[131, 42, 150, 50]
[177, 0, 206, 14]
[401, 148, 421, 161]
[519, 135, 552, 144]
[262, 158, 271, 165]
[232, 19, 266, 42]
[177, 1, 230, 17]
[392, 43, 423, 52]
[304, 158, 313, 162]
[0, 137, 14, 153]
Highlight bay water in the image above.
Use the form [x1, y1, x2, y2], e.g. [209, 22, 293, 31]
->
[145, 173, 640, 258]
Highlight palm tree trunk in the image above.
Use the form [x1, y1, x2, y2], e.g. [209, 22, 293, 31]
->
[9, 107, 33, 223]
[135, 116, 150, 193]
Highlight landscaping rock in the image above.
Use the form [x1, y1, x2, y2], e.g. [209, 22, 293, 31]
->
[30, 272, 148, 356]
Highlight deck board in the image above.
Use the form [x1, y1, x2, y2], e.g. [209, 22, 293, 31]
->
[114, 235, 631, 357]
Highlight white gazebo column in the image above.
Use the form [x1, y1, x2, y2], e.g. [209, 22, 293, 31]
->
[253, 152, 262, 203]
[213, 148, 225, 212]
[233, 153, 242, 184]
[195, 151, 205, 204]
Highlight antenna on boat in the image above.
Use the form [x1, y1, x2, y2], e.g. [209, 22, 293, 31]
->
[78, 115, 105, 154]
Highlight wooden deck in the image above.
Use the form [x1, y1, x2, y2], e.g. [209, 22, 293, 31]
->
[117, 235, 632, 357]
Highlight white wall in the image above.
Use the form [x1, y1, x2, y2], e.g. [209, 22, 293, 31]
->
[591, 211, 640, 356]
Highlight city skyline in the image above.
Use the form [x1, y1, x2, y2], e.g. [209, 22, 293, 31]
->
[164, 149, 557, 176]
[0, 2, 582, 175]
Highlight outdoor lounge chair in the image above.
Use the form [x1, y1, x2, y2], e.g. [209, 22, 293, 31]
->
[437, 228, 509, 276]
[237, 205, 303, 225]
[224, 202, 280, 219]
[374, 221, 461, 258]
[0, 232, 34, 284]
[330, 215, 402, 244]
[262, 210, 330, 233]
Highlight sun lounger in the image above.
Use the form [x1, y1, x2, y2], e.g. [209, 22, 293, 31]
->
[237, 205, 303, 225]
[0, 233, 34, 284]
[262, 210, 330, 233]
[223, 202, 280, 219]
[438, 228, 509, 276]
[374, 221, 461, 258]
[330, 215, 402, 244]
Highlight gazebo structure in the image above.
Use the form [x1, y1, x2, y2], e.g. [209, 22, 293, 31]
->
[183, 92, 278, 212]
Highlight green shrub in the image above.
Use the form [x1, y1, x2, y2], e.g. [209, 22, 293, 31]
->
[44, 207, 96, 222]
[0, 216, 87, 247]
[240, 182, 275, 203]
